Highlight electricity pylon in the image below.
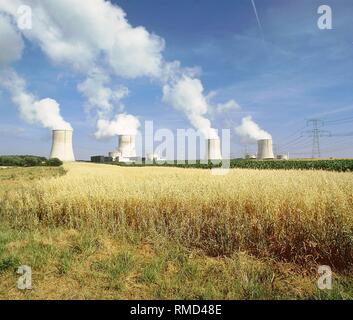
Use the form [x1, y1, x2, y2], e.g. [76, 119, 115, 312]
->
[303, 119, 331, 158]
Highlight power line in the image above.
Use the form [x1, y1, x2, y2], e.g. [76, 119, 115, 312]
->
[279, 136, 312, 155]
[277, 117, 353, 158]
[280, 136, 303, 148]
[302, 119, 331, 158]
[324, 116, 353, 125]
[280, 125, 307, 145]
[331, 132, 353, 137]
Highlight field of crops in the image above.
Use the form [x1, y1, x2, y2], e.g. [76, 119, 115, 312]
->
[0, 163, 352, 299]
[229, 159, 353, 171]
[112, 159, 353, 172]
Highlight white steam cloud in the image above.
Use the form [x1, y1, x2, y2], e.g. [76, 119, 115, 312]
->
[216, 99, 241, 113]
[0, 0, 236, 139]
[77, 69, 129, 116]
[95, 114, 140, 139]
[162, 76, 218, 138]
[235, 116, 271, 143]
[0, 14, 23, 65]
[0, 0, 164, 77]
[0, 69, 72, 130]
[0, 11, 72, 131]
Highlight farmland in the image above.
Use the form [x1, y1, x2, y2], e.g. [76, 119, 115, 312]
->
[112, 159, 353, 172]
[0, 163, 352, 299]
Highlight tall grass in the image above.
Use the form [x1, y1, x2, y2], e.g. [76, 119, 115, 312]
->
[1, 163, 353, 271]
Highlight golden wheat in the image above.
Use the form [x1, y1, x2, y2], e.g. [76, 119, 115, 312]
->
[1, 162, 353, 270]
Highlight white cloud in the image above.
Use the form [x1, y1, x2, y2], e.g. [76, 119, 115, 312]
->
[95, 113, 140, 139]
[162, 76, 218, 138]
[205, 91, 241, 116]
[216, 99, 241, 113]
[77, 70, 129, 116]
[0, 0, 164, 77]
[0, 0, 223, 138]
[0, 0, 163, 136]
[0, 14, 24, 65]
[0, 69, 72, 130]
[0, 9, 72, 131]
[234, 116, 271, 143]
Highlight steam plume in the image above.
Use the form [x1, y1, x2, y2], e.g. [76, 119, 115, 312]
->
[0, 69, 72, 130]
[95, 113, 140, 139]
[162, 76, 218, 139]
[0, 0, 237, 138]
[235, 116, 271, 143]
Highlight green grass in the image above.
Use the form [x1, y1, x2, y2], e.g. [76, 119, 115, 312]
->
[0, 226, 352, 299]
[0, 256, 20, 274]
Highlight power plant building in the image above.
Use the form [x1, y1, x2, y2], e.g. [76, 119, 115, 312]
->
[108, 135, 138, 162]
[91, 155, 113, 163]
[146, 153, 161, 162]
[277, 154, 289, 160]
[245, 154, 257, 160]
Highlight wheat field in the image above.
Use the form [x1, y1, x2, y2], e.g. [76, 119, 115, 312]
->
[0, 163, 353, 299]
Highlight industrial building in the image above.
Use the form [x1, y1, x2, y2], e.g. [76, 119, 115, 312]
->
[48, 128, 289, 164]
[245, 154, 257, 160]
[277, 154, 289, 160]
[91, 156, 113, 163]
[108, 135, 140, 163]
[90, 134, 144, 163]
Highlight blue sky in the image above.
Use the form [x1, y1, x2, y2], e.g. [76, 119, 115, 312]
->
[1, 0, 353, 159]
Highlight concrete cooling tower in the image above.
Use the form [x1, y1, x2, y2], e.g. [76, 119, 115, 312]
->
[118, 135, 136, 158]
[50, 130, 75, 162]
[206, 138, 222, 160]
[257, 139, 274, 160]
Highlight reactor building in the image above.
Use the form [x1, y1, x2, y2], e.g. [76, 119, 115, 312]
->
[108, 134, 139, 162]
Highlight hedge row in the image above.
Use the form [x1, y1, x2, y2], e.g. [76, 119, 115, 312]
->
[0, 155, 63, 167]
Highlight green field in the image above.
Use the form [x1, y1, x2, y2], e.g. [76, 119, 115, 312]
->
[112, 159, 353, 172]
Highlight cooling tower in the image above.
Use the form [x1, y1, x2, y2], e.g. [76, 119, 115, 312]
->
[206, 138, 222, 160]
[118, 135, 136, 158]
[50, 129, 75, 162]
[257, 139, 274, 160]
